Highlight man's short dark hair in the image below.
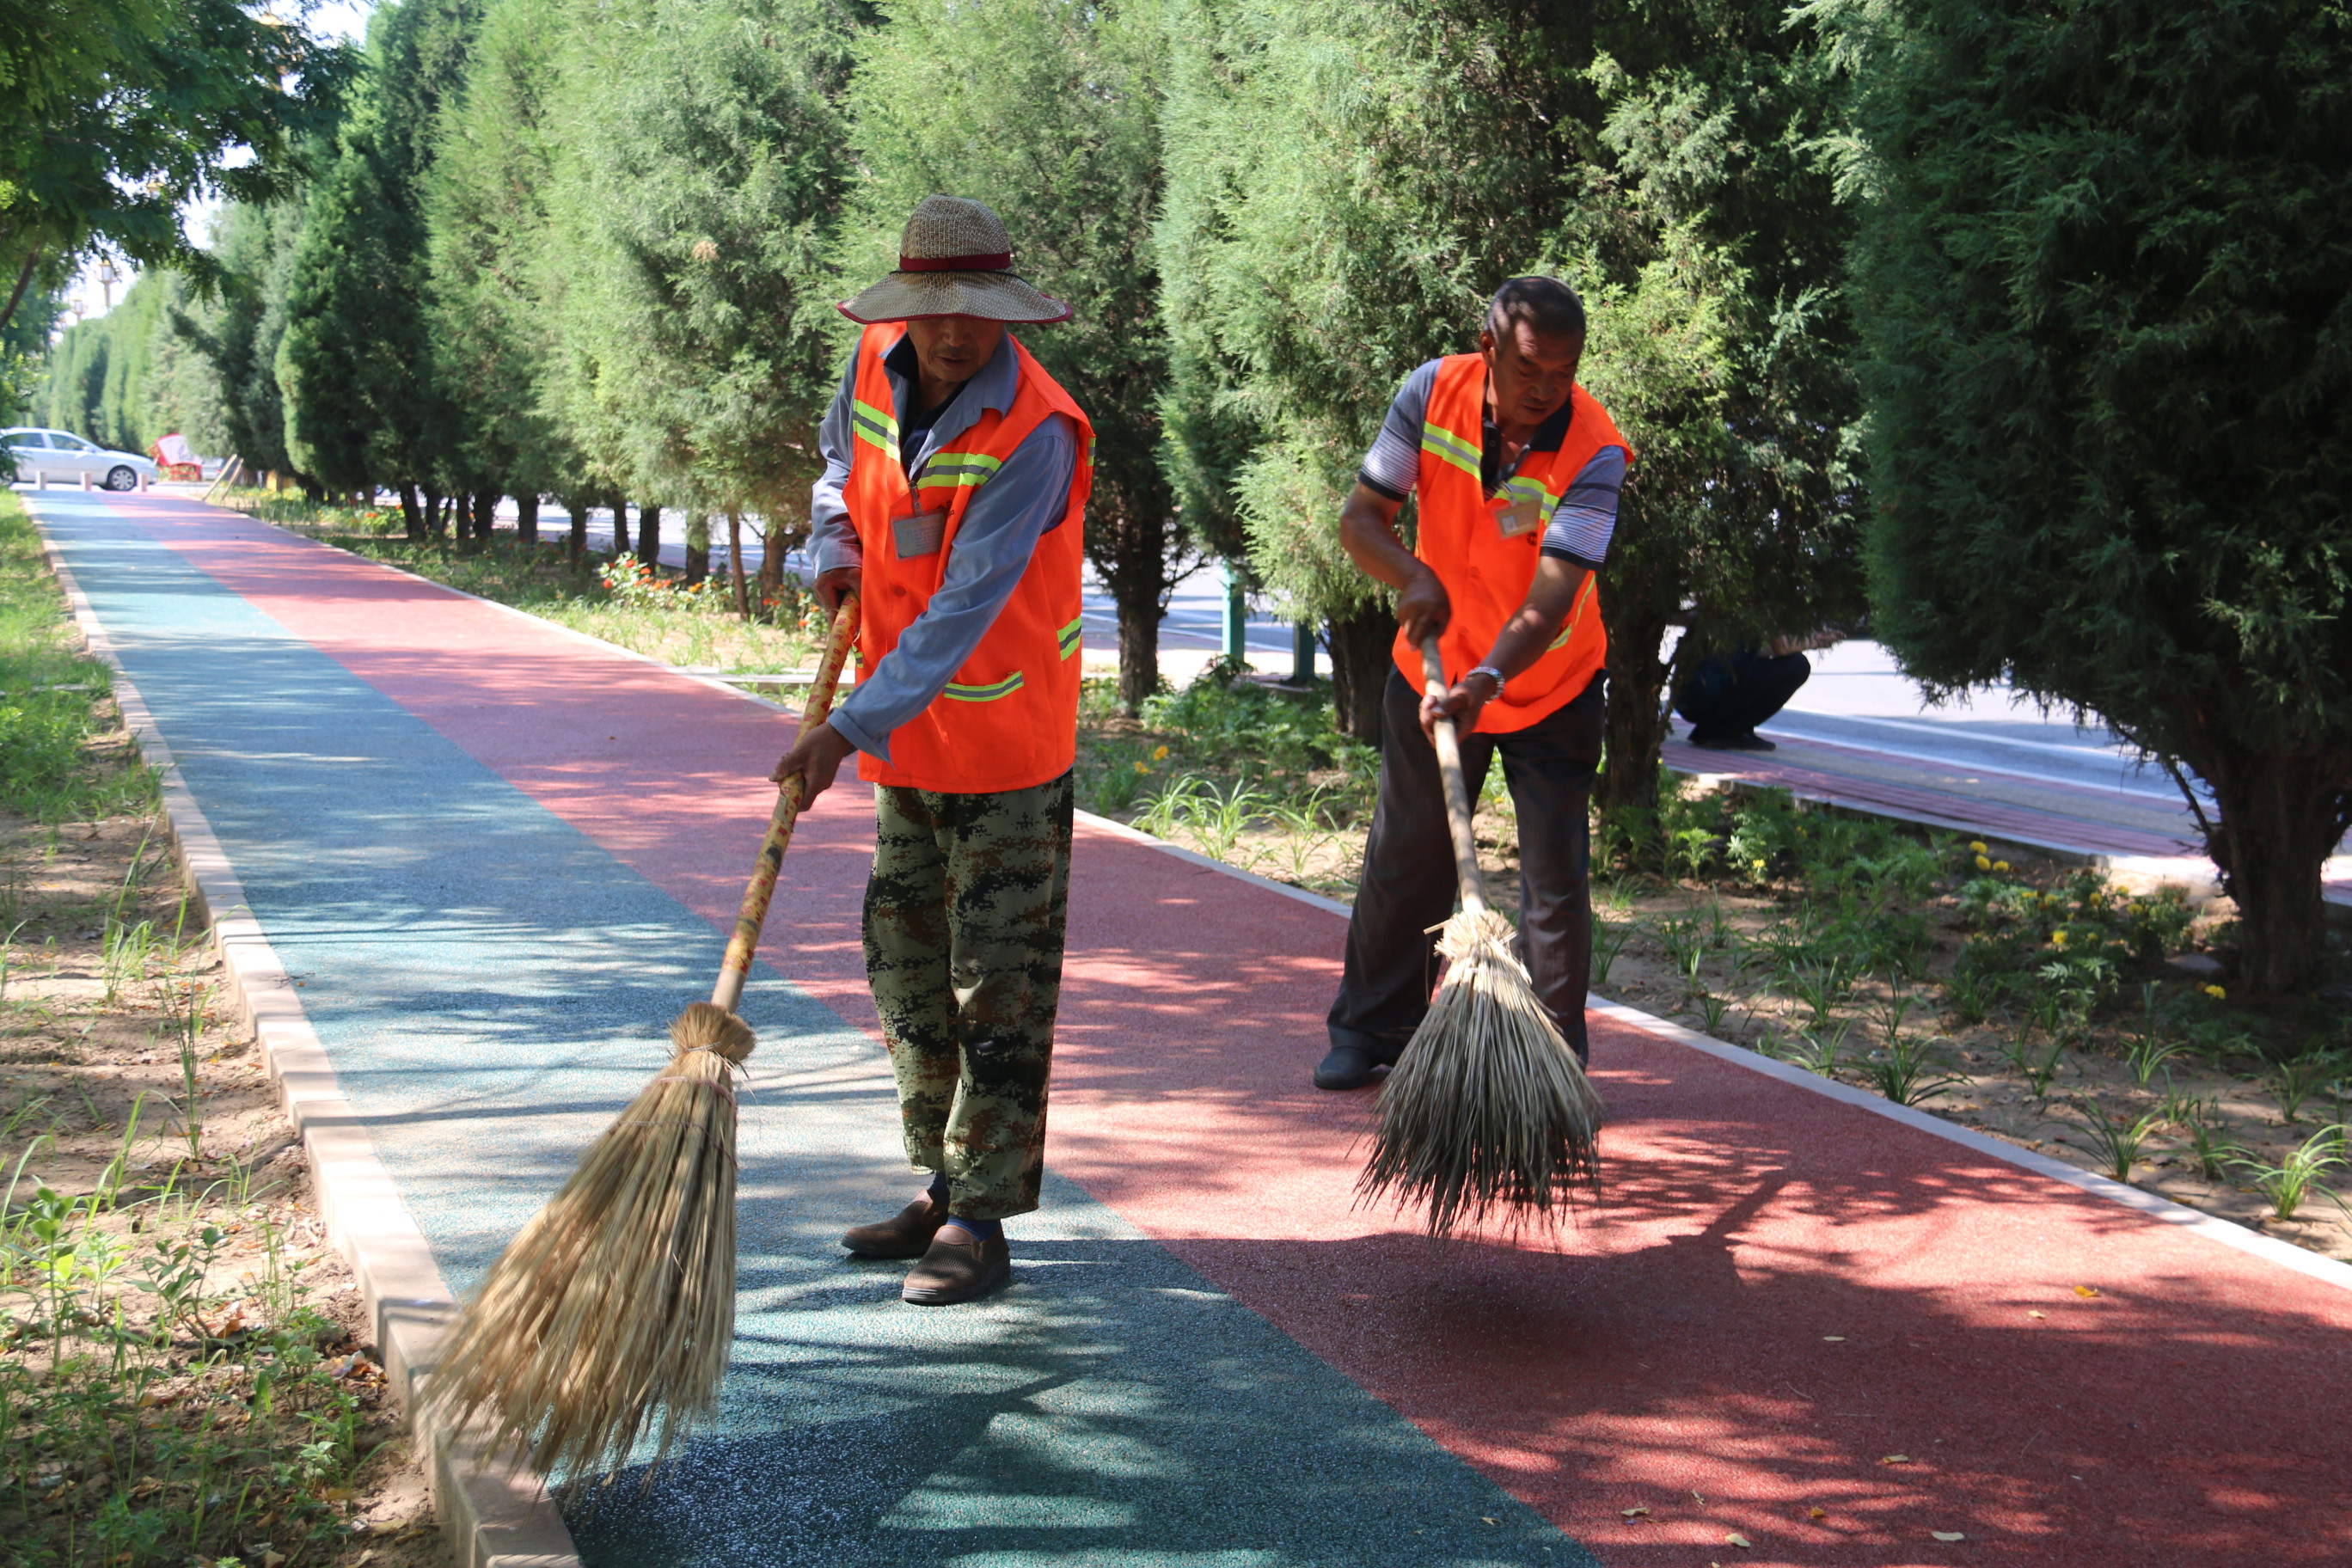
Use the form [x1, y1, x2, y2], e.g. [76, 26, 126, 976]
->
[1487, 276, 1585, 342]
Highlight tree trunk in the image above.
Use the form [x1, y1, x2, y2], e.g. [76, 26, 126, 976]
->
[399, 483, 424, 542]
[423, 491, 449, 541]
[471, 492, 497, 542]
[568, 499, 589, 563]
[1326, 605, 1393, 747]
[684, 512, 710, 585]
[726, 510, 751, 620]
[1594, 604, 1675, 821]
[758, 521, 783, 616]
[1114, 595, 1159, 712]
[516, 493, 539, 546]
[1092, 505, 1170, 714]
[2191, 741, 2352, 1000]
[637, 502, 661, 567]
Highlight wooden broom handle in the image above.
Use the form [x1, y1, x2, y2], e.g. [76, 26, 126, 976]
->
[710, 591, 861, 1013]
[1419, 637, 1488, 916]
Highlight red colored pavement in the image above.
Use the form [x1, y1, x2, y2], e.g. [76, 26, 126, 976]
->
[104, 496, 2352, 1565]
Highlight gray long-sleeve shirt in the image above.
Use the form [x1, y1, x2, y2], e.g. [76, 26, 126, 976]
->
[808, 332, 1079, 765]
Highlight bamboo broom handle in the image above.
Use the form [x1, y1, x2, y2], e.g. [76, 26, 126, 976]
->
[1419, 636, 1489, 917]
[709, 591, 861, 1014]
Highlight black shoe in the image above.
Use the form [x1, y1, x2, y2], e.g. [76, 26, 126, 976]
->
[1688, 729, 1776, 751]
[902, 1228, 1012, 1305]
[1314, 1044, 1385, 1091]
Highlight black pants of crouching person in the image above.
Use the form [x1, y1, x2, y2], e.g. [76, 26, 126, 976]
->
[1327, 666, 1605, 1065]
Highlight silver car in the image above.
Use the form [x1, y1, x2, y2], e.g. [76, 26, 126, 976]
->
[3, 427, 157, 490]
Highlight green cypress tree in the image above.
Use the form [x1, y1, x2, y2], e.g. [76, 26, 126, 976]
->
[1841, 0, 2352, 999]
[172, 199, 309, 476]
[845, 0, 1175, 712]
[1159, 0, 1864, 761]
[278, 0, 481, 513]
[425, 0, 581, 538]
[556, 0, 861, 581]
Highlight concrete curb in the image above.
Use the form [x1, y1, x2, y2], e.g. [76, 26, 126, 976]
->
[26, 499, 582, 1568]
[1084, 808, 2352, 1297]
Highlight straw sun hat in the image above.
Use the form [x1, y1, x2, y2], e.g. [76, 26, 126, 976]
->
[838, 195, 1072, 326]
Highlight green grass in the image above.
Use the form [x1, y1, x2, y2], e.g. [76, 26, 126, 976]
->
[0, 493, 156, 822]
[3, 1172, 372, 1566]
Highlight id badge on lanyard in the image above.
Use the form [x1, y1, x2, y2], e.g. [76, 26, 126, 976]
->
[893, 505, 947, 560]
[1493, 494, 1542, 540]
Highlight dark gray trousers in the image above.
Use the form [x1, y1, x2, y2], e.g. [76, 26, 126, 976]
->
[1328, 667, 1605, 1063]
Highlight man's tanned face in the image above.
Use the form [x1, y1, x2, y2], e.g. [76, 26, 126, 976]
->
[1480, 309, 1583, 432]
[905, 315, 1006, 401]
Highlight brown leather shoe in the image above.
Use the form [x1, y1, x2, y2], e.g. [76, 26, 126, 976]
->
[901, 1228, 1011, 1306]
[840, 1197, 947, 1259]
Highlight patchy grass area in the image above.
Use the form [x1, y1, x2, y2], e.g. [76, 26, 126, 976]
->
[3, 494, 436, 1568]
[0, 495, 156, 824]
[224, 491, 825, 676]
[1584, 784, 2350, 1260]
[1075, 658, 1381, 901]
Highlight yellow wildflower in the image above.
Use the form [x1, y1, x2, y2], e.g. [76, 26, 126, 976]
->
[1969, 841, 1988, 854]
[1975, 854, 1992, 871]
[1132, 761, 1151, 775]
[2050, 929, 2068, 947]
[1994, 861, 2011, 873]
[1152, 744, 1170, 761]
[2202, 983, 2226, 1000]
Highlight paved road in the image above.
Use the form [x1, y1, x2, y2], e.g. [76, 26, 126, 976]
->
[30, 487, 2352, 1567]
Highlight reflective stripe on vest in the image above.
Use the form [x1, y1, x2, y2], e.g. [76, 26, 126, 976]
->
[843, 322, 1095, 793]
[1057, 615, 1083, 660]
[913, 450, 1004, 498]
[1392, 355, 1632, 735]
[853, 397, 899, 456]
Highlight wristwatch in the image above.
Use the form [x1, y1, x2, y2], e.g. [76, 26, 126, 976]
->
[1467, 665, 1506, 694]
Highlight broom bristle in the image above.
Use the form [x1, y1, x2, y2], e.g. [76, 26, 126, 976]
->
[1357, 908, 1604, 1237]
[425, 1003, 755, 1481]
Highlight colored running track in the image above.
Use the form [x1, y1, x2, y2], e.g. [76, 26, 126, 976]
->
[28, 490, 2352, 1568]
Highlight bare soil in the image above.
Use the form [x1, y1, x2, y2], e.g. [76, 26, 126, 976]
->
[3, 792, 441, 1564]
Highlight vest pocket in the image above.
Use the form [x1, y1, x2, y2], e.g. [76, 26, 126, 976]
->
[944, 671, 1025, 702]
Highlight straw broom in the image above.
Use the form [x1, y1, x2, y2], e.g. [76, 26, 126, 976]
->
[426, 593, 861, 1481]
[1357, 636, 1605, 1237]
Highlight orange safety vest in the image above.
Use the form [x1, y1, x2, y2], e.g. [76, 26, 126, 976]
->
[846, 322, 1093, 793]
[1391, 353, 1631, 734]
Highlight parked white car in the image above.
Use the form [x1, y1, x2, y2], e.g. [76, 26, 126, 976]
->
[3, 427, 157, 490]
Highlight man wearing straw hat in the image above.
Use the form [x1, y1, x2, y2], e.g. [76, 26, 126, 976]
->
[771, 195, 1093, 1306]
[1314, 277, 1632, 1092]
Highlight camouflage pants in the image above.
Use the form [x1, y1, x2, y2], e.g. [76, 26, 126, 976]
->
[863, 771, 1075, 1220]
